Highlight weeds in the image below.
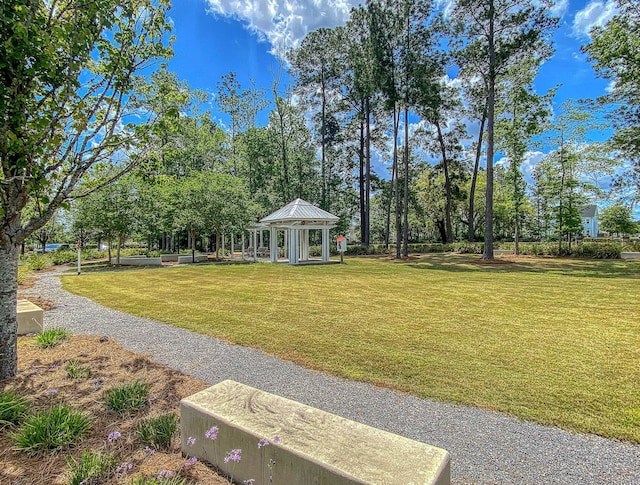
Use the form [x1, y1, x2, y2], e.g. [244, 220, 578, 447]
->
[136, 413, 178, 449]
[65, 360, 92, 379]
[0, 390, 30, 428]
[66, 450, 117, 485]
[35, 328, 70, 348]
[104, 381, 150, 413]
[11, 404, 91, 453]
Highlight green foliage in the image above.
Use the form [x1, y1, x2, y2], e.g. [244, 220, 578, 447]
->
[17, 266, 32, 285]
[104, 381, 150, 413]
[11, 404, 91, 453]
[35, 328, 70, 348]
[572, 241, 622, 259]
[600, 205, 638, 235]
[66, 450, 117, 485]
[136, 413, 178, 449]
[21, 253, 52, 271]
[0, 390, 30, 428]
[65, 361, 92, 379]
[48, 249, 78, 266]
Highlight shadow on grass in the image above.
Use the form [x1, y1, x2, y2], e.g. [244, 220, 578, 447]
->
[398, 253, 640, 279]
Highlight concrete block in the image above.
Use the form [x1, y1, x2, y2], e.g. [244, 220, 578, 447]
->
[110, 256, 162, 266]
[161, 254, 180, 262]
[17, 300, 43, 335]
[177, 254, 208, 264]
[181, 380, 450, 485]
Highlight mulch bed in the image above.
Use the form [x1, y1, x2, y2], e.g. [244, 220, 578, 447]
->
[0, 335, 227, 484]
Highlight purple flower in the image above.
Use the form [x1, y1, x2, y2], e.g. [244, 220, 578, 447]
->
[273, 435, 281, 443]
[107, 431, 121, 442]
[148, 396, 157, 404]
[224, 448, 242, 463]
[187, 436, 196, 446]
[157, 470, 174, 479]
[46, 388, 58, 395]
[184, 456, 198, 467]
[258, 437, 270, 448]
[144, 446, 156, 455]
[49, 365, 60, 371]
[205, 425, 218, 440]
[115, 462, 132, 475]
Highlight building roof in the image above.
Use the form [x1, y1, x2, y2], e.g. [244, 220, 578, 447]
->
[260, 198, 339, 224]
[580, 204, 598, 218]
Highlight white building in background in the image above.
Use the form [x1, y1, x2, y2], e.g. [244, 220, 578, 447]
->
[580, 205, 599, 237]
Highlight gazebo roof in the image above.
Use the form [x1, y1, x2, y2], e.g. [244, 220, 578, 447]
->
[260, 198, 339, 224]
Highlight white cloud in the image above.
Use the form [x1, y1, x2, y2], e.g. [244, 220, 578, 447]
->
[204, 0, 365, 55]
[572, 1, 618, 38]
[549, 0, 569, 19]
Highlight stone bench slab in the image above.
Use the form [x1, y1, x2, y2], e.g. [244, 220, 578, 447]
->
[177, 254, 208, 264]
[110, 256, 162, 265]
[181, 380, 450, 485]
[17, 300, 43, 335]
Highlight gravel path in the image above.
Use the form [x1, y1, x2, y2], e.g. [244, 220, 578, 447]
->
[24, 268, 640, 484]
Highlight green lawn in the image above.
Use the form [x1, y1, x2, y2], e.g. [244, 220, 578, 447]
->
[61, 254, 640, 442]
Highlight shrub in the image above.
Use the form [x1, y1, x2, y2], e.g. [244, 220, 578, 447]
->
[66, 450, 117, 485]
[49, 249, 78, 266]
[0, 390, 30, 428]
[17, 266, 32, 285]
[21, 253, 52, 271]
[136, 413, 178, 449]
[104, 381, 150, 413]
[573, 241, 622, 259]
[11, 404, 91, 453]
[35, 328, 70, 348]
[65, 360, 92, 379]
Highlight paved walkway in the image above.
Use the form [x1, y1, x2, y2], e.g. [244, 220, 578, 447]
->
[24, 268, 640, 484]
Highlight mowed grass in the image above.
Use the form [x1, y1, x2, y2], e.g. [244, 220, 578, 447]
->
[61, 254, 640, 442]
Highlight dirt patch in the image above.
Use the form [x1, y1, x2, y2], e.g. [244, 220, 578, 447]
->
[0, 335, 227, 485]
[16, 295, 57, 311]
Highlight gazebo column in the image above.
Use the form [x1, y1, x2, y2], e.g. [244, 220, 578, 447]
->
[270, 227, 278, 263]
[241, 233, 245, 260]
[253, 231, 257, 261]
[284, 231, 288, 261]
[300, 229, 309, 261]
[322, 227, 330, 262]
[288, 228, 298, 264]
[231, 233, 235, 259]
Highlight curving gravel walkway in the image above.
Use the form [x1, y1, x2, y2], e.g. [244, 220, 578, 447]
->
[24, 267, 640, 484]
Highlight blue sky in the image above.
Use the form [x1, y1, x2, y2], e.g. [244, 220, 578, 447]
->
[165, 0, 619, 178]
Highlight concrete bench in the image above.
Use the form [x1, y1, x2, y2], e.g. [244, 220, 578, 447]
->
[161, 254, 180, 262]
[110, 256, 162, 266]
[17, 300, 43, 335]
[177, 254, 208, 264]
[181, 380, 450, 485]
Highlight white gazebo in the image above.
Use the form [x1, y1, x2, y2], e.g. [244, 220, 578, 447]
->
[257, 198, 339, 265]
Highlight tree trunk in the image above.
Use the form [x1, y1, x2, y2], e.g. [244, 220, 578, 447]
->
[393, 106, 401, 259]
[468, 112, 486, 242]
[359, 108, 366, 245]
[436, 122, 453, 244]
[364, 97, 371, 248]
[402, 107, 410, 257]
[483, 2, 496, 261]
[190, 229, 197, 263]
[0, 243, 20, 378]
[116, 233, 124, 265]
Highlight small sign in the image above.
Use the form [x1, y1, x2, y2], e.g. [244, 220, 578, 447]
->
[337, 235, 347, 252]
